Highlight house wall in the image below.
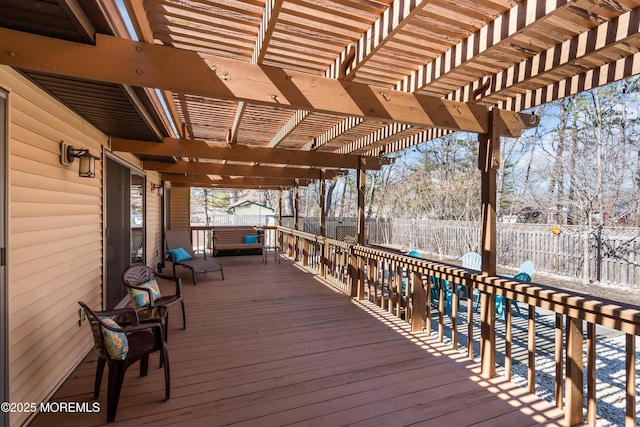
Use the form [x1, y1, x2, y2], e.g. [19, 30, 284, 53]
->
[170, 186, 191, 230]
[1, 66, 162, 426]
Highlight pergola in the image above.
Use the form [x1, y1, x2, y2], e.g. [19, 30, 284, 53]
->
[1, 2, 640, 422]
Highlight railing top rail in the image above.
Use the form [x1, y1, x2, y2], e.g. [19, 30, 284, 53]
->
[278, 226, 326, 242]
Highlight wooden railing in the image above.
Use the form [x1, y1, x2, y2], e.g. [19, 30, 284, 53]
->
[277, 226, 640, 427]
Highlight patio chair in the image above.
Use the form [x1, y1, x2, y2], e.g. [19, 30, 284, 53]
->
[164, 229, 224, 285]
[461, 252, 481, 303]
[495, 272, 531, 320]
[519, 260, 535, 277]
[461, 252, 481, 270]
[78, 302, 170, 422]
[122, 264, 186, 341]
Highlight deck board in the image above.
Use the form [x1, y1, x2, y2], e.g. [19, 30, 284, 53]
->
[30, 255, 564, 426]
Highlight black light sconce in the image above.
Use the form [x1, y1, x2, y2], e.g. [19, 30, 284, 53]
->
[60, 141, 100, 178]
[151, 182, 167, 195]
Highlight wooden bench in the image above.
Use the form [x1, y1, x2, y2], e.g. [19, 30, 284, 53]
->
[213, 226, 263, 256]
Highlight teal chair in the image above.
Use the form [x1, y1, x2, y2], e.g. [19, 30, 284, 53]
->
[400, 251, 421, 294]
[495, 272, 530, 319]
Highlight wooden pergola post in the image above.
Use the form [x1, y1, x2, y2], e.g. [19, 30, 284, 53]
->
[479, 109, 499, 379]
[565, 317, 584, 426]
[293, 180, 299, 230]
[278, 188, 283, 252]
[293, 180, 300, 262]
[352, 159, 366, 299]
[319, 175, 327, 278]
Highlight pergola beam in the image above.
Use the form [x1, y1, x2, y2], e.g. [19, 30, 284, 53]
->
[163, 175, 309, 187]
[0, 27, 537, 136]
[171, 183, 291, 190]
[144, 160, 338, 179]
[112, 137, 390, 169]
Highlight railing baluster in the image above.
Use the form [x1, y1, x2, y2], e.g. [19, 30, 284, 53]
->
[391, 263, 402, 317]
[555, 313, 564, 409]
[587, 322, 597, 426]
[467, 281, 474, 359]
[373, 259, 379, 305]
[451, 281, 458, 350]
[626, 333, 636, 427]
[528, 305, 536, 394]
[405, 265, 412, 322]
[505, 297, 512, 381]
[438, 277, 445, 342]
[426, 275, 432, 336]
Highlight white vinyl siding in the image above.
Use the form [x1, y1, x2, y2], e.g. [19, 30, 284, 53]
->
[2, 65, 102, 427]
[170, 186, 190, 230]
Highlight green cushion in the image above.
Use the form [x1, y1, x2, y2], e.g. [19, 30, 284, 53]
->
[128, 277, 162, 308]
[100, 317, 129, 360]
[243, 235, 259, 244]
[167, 247, 192, 262]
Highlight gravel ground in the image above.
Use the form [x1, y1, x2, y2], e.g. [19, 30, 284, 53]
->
[504, 334, 640, 427]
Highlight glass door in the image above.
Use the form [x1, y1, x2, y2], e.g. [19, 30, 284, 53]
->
[105, 157, 146, 308]
[130, 174, 145, 263]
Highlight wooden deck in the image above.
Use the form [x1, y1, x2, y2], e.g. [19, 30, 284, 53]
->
[30, 255, 565, 427]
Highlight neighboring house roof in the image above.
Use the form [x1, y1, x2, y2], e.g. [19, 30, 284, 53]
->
[227, 201, 275, 213]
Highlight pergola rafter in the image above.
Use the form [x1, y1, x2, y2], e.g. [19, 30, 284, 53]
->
[267, 109, 310, 147]
[269, 0, 431, 153]
[462, 6, 640, 110]
[396, 0, 639, 98]
[302, 117, 364, 151]
[228, 0, 285, 144]
[328, 0, 433, 81]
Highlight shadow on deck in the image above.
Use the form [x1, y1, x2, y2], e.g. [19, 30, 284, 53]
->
[31, 255, 564, 426]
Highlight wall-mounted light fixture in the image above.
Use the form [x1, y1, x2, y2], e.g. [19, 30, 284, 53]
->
[151, 182, 167, 195]
[60, 141, 100, 178]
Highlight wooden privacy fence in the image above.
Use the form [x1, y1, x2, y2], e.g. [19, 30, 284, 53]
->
[304, 218, 640, 291]
[278, 226, 640, 427]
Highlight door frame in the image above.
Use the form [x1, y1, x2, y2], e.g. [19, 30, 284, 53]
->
[0, 87, 8, 425]
[103, 152, 146, 308]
